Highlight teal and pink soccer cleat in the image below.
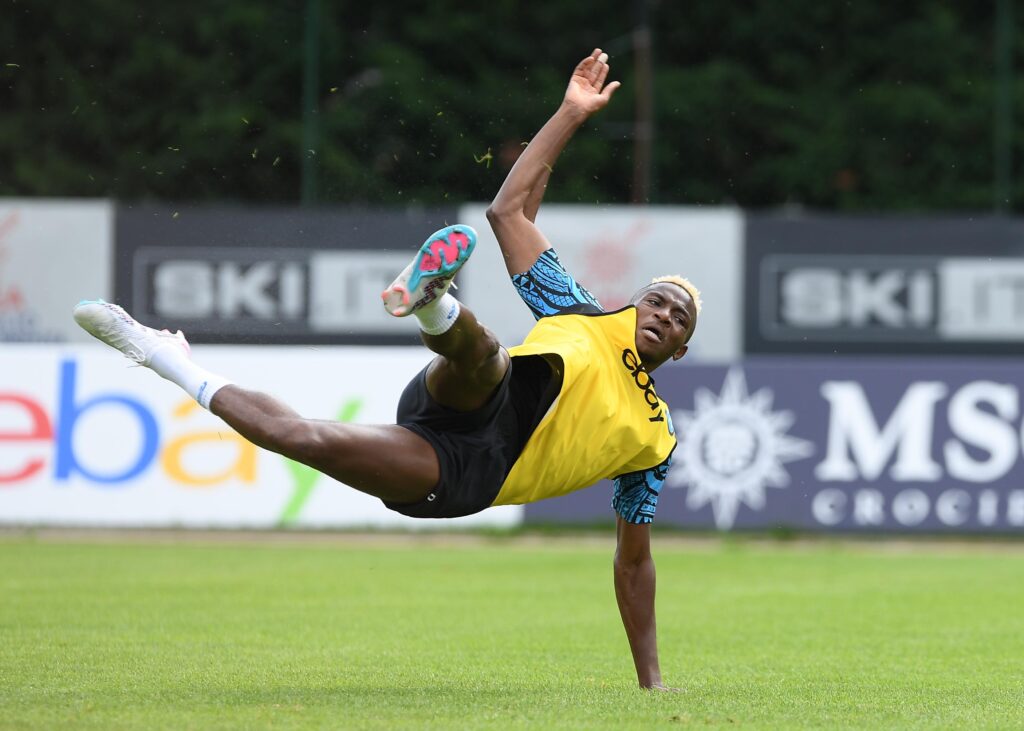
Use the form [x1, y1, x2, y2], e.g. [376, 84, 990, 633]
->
[382, 224, 476, 317]
[72, 300, 191, 365]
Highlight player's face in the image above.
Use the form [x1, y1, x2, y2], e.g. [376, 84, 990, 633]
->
[631, 283, 697, 370]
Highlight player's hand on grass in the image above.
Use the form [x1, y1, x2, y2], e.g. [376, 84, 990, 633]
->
[644, 683, 683, 693]
[562, 48, 620, 117]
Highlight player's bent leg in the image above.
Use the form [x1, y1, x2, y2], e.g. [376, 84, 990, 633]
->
[209, 386, 439, 504]
[383, 224, 510, 411]
[421, 309, 510, 412]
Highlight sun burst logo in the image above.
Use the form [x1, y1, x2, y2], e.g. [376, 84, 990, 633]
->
[667, 368, 814, 530]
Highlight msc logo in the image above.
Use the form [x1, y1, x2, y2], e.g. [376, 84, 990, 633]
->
[621, 348, 665, 424]
[668, 368, 814, 529]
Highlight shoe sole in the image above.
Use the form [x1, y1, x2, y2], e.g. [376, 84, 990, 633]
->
[73, 299, 190, 363]
[73, 299, 127, 336]
[382, 224, 476, 317]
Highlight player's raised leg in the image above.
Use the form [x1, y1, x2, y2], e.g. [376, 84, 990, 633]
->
[72, 300, 438, 504]
[382, 224, 510, 412]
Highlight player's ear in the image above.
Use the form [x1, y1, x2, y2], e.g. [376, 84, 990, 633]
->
[672, 344, 688, 361]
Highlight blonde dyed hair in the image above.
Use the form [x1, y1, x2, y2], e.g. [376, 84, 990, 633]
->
[651, 275, 702, 315]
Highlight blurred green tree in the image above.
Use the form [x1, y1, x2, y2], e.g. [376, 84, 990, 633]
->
[0, 1, 1016, 210]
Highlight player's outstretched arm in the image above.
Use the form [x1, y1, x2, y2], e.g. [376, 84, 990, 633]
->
[486, 48, 620, 276]
[614, 518, 677, 691]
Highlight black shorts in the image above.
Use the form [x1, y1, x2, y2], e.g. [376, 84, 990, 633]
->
[384, 355, 554, 519]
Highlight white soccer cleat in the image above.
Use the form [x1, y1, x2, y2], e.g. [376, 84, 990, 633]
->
[73, 300, 191, 366]
[382, 224, 477, 317]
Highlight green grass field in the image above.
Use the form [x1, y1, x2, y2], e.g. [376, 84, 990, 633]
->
[1, 533, 1022, 730]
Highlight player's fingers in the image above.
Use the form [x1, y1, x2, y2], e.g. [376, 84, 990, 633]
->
[595, 55, 610, 89]
[573, 55, 595, 77]
[584, 48, 604, 84]
[601, 80, 621, 100]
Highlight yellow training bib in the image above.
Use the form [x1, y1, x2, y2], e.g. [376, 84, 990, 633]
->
[492, 307, 677, 506]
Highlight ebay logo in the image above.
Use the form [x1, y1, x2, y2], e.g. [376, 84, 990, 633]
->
[0, 359, 361, 523]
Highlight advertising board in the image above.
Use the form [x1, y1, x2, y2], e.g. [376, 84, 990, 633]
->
[526, 358, 1024, 533]
[0, 345, 522, 529]
[746, 215, 1024, 354]
[0, 199, 112, 343]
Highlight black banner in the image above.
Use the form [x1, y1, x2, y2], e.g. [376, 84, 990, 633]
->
[745, 215, 1024, 354]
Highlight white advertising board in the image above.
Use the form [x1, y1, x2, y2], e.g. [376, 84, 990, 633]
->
[458, 204, 744, 363]
[0, 199, 113, 342]
[0, 345, 523, 529]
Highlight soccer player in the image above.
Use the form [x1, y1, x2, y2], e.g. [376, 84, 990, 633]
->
[73, 49, 699, 691]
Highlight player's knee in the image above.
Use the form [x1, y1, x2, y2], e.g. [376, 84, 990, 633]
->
[297, 425, 349, 468]
[485, 203, 515, 222]
[443, 325, 501, 369]
[463, 329, 504, 368]
[472, 325, 502, 363]
[468, 344, 509, 389]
